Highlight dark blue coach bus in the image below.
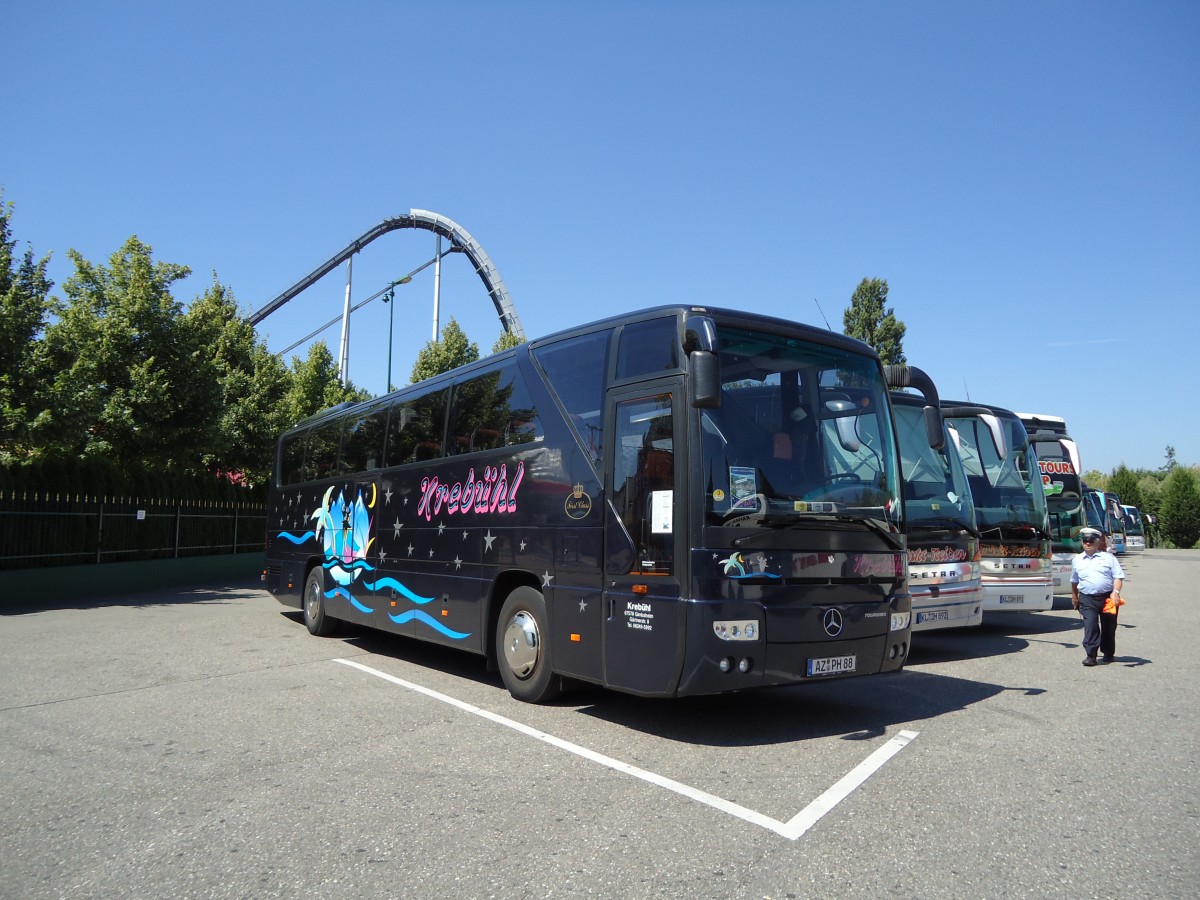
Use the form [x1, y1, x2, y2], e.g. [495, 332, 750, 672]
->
[264, 305, 913, 701]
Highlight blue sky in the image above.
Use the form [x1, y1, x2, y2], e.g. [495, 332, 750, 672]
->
[4, 1, 1197, 475]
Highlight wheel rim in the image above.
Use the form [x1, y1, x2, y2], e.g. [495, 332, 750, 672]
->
[306, 578, 321, 621]
[502, 610, 540, 680]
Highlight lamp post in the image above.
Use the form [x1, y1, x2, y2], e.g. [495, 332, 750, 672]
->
[382, 275, 412, 392]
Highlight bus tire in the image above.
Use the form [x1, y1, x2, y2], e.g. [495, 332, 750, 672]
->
[303, 567, 339, 637]
[496, 586, 561, 703]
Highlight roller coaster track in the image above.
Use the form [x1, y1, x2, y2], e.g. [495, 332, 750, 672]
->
[249, 209, 523, 340]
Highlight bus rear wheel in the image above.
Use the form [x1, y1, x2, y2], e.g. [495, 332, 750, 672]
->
[303, 567, 339, 637]
[496, 587, 561, 703]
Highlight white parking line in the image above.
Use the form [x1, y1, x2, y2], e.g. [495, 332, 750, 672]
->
[335, 658, 918, 841]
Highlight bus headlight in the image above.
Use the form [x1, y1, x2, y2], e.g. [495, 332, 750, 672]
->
[714, 620, 759, 641]
[890, 611, 911, 632]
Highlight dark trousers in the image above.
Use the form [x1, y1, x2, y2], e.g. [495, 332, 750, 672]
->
[1080, 592, 1118, 659]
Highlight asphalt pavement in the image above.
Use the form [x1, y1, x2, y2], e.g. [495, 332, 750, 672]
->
[2, 550, 1197, 898]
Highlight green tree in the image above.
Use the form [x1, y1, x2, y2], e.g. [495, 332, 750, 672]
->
[1136, 474, 1162, 520]
[282, 341, 368, 426]
[1082, 470, 1108, 491]
[410, 316, 479, 384]
[33, 237, 218, 472]
[491, 329, 523, 354]
[1161, 445, 1177, 472]
[0, 197, 53, 460]
[843, 277, 906, 364]
[1107, 465, 1143, 510]
[185, 278, 292, 486]
[1159, 465, 1200, 549]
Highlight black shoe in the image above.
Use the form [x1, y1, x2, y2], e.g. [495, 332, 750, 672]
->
[1102, 655, 1115, 663]
[1082, 657, 1097, 667]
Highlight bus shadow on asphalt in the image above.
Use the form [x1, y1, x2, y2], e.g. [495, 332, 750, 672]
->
[300, 611, 1141, 748]
[910, 613, 1084, 664]
[571, 670, 1008, 747]
[307, 614, 1018, 749]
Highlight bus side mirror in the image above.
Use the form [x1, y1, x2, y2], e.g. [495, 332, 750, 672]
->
[835, 417, 861, 452]
[691, 350, 720, 408]
[980, 413, 1009, 460]
[825, 399, 861, 452]
[924, 406, 945, 451]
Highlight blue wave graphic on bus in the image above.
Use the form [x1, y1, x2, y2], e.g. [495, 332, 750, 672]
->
[363, 576, 434, 605]
[328, 584, 374, 614]
[324, 558, 376, 577]
[388, 608, 472, 640]
[278, 530, 315, 545]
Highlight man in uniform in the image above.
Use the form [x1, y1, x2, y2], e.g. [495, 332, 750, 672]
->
[1070, 526, 1126, 666]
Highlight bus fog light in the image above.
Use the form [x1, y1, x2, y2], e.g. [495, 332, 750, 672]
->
[738, 657, 753, 673]
[719, 656, 733, 673]
[890, 611, 911, 632]
[714, 619, 760, 641]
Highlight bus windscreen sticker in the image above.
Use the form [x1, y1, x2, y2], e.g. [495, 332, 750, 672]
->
[729, 467, 758, 510]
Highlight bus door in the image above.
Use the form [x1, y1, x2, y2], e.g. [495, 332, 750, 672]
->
[602, 387, 686, 695]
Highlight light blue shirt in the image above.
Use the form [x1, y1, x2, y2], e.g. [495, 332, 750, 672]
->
[1071, 550, 1126, 595]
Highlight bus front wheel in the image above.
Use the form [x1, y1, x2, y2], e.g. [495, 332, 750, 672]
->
[303, 567, 339, 637]
[496, 587, 561, 703]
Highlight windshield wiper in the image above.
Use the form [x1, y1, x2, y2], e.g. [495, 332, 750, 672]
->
[908, 517, 981, 538]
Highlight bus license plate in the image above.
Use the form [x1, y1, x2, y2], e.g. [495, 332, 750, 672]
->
[807, 655, 856, 676]
[917, 609, 949, 624]
[998, 594, 1022, 604]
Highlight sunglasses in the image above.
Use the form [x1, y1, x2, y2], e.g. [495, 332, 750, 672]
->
[1081, 536, 1100, 543]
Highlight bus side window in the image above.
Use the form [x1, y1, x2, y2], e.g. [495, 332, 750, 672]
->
[533, 329, 610, 463]
[310, 419, 343, 480]
[339, 407, 387, 474]
[615, 317, 680, 380]
[447, 363, 543, 456]
[451, 370, 503, 455]
[613, 394, 674, 575]
[279, 430, 309, 486]
[385, 389, 448, 467]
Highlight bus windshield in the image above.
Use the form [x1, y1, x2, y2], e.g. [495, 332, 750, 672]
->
[947, 413, 1047, 536]
[700, 326, 901, 528]
[1017, 413, 1084, 552]
[893, 401, 976, 533]
[1034, 439, 1084, 547]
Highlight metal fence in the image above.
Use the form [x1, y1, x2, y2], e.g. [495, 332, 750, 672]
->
[0, 492, 266, 571]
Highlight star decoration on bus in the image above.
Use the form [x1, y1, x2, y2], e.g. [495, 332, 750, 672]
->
[484, 531, 497, 552]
